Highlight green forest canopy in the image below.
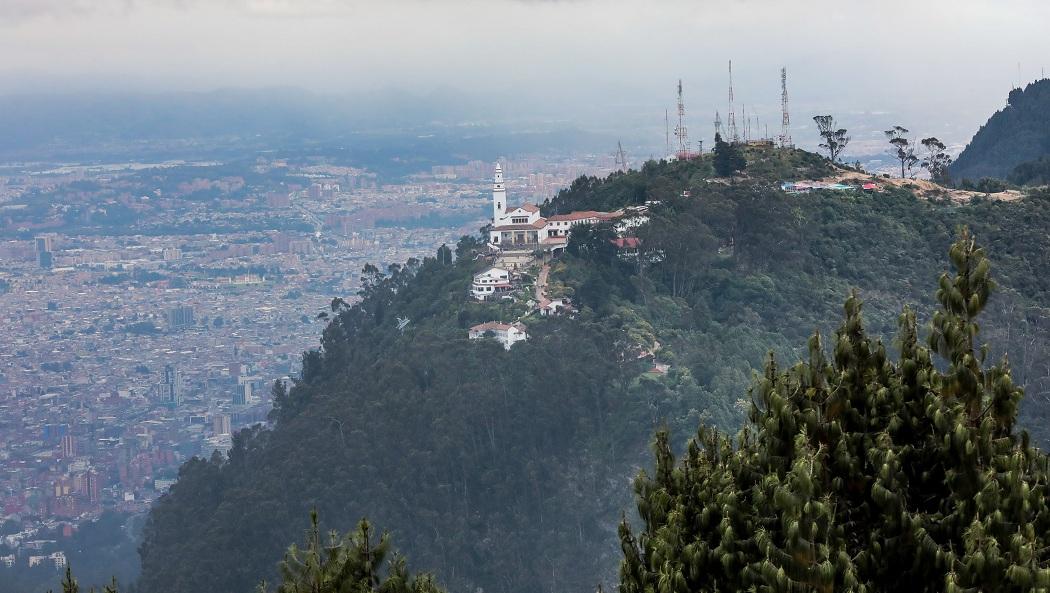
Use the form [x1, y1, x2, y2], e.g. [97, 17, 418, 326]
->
[56, 220, 1050, 593]
[620, 232, 1050, 592]
[951, 78, 1050, 182]
[111, 150, 1050, 593]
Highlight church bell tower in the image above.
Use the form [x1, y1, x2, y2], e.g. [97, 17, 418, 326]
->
[492, 162, 506, 224]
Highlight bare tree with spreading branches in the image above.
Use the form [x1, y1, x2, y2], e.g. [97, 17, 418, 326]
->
[921, 136, 953, 184]
[886, 126, 919, 178]
[813, 115, 850, 163]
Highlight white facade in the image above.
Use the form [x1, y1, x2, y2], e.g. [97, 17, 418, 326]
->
[538, 297, 571, 317]
[471, 267, 512, 300]
[29, 552, 65, 569]
[493, 163, 507, 222]
[486, 162, 622, 249]
[468, 321, 529, 350]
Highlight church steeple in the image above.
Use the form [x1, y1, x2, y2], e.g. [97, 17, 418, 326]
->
[492, 162, 506, 224]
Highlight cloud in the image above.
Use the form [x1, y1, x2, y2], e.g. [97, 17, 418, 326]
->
[0, 0, 294, 20]
[0, 0, 565, 21]
[0, 0, 209, 20]
[0, 0, 117, 19]
[0, 0, 1047, 149]
[0, 0, 587, 21]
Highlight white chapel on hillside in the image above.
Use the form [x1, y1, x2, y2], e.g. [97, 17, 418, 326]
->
[487, 163, 624, 251]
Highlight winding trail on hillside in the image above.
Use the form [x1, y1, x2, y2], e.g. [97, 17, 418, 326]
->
[536, 264, 550, 304]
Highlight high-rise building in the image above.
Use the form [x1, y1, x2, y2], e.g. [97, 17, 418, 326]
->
[42, 423, 69, 441]
[163, 364, 183, 407]
[234, 382, 250, 406]
[166, 305, 196, 330]
[35, 235, 54, 253]
[212, 414, 231, 436]
[35, 235, 55, 269]
[60, 434, 77, 458]
[86, 471, 101, 503]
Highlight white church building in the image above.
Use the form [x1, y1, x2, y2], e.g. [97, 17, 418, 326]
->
[487, 163, 624, 251]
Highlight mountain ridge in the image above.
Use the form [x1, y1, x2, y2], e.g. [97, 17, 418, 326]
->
[135, 148, 1050, 593]
[951, 78, 1050, 181]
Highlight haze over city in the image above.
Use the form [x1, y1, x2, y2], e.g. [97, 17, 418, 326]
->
[2, 0, 1049, 147]
[6, 2, 1050, 592]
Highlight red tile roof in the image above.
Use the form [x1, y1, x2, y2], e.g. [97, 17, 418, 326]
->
[610, 237, 641, 249]
[470, 321, 527, 333]
[515, 204, 541, 213]
[548, 210, 620, 222]
[470, 321, 512, 332]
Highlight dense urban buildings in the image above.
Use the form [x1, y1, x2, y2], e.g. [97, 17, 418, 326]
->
[0, 150, 618, 575]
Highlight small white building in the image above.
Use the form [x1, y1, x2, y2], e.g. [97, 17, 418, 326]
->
[471, 267, 513, 300]
[537, 297, 572, 317]
[28, 552, 65, 569]
[468, 321, 529, 350]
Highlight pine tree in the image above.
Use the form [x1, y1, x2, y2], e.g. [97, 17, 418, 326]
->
[60, 567, 79, 593]
[48, 566, 119, 593]
[618, 230, 1050, 592]
[264, 510, 445, 593]
[436, 244, 453, 266]
[712, 133, 746, 177]
[53, 513, 443, 593]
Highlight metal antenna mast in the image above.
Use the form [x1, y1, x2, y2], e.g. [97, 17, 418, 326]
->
[665, 109, 670, 156]
[727, 61, 739, 143]
[742, 104, 747, 143]
[674, 79, 689, 159]
[714, 111, 723, 140]
[615, 140, 629, 172]
[780, 66, 792, 148]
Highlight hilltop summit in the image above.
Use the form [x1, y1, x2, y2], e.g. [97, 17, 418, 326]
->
[951, 78, 1050, 181]
[136, 149, 1050, 593]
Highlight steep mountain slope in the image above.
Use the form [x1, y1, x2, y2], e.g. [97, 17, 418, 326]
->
[951, 78, 1050, 181]
[138, 151, 1050, 593]
[619, 234, 1050, 592]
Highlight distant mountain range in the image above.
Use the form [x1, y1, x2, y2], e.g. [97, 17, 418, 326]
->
[950, 78, 1050, 182]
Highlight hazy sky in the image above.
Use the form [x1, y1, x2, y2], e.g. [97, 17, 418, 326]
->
[1, 0, 1048, 147]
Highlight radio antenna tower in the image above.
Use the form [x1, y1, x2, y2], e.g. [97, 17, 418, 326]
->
[714, 111, 723, 139]
[664, 109, 670, 156]
[779, 67, 793, 148]
[615, 140, 629, 172]
[727, 61, 739, 143]
[742, 104, 748, 143]
[674, 79, 689, 159]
